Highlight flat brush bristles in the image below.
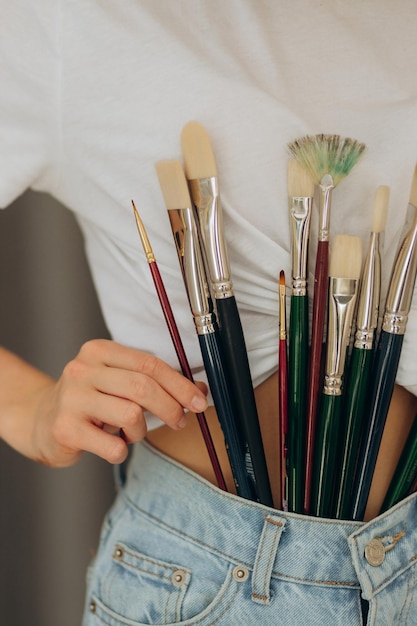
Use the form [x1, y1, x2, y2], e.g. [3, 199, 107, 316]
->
[288, 134, 366, 186]
[181, 121, 217, 179]
[155, 160, 192, 210]
[409, 163, 417, 208]
[372, 186, 390, 233]
[287, 159, 315, 198]
[330, 234, 363, 279]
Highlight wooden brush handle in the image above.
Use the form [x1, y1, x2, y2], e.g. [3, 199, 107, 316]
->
[334, 347, 373, 519]
[216, 296, 273, 507]
[304, 240, 329, 513]
[351, 331, 404, 520]
[198, 332, 257, 501]
[288, 295, 308, 513]
[310, 393, 342, 518]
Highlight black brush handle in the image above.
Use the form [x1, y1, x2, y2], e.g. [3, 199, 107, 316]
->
[216, 296, 273, 507]
[350, 330, 404, 520]
[199, 332, 257, 501]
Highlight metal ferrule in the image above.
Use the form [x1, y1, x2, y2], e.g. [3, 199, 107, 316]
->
[188, 176, 234, 299]
[318, 175, 335, 242]
[324, 277, 359, 395]
[289, 197, 312, 296]
[382, 208, 417, 334]
[354, 232, 381, 349]
[168, 207, 215, 336]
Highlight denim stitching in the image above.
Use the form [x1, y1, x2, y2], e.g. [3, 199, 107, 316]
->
[252, 517, 282, 604]
[112, 543, 190, 584]
[124, 493, 360, 588]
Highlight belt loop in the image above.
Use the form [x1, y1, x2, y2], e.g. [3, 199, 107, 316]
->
[251, 514, 286, 605]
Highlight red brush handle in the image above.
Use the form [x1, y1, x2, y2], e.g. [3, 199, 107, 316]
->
[279, 336, 289, 510]
[149, 262, 227, 491]
[304, 239, 329, 513]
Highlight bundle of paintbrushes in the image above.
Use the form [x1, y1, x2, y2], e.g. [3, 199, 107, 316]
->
[286, 137, 417, 520]
[154, 122, 273, 507]
[131, 120, 417, 521]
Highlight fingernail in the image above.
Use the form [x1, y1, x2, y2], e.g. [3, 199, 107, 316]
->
[177, 415, 188, 429]
[191, 395, 207, 412]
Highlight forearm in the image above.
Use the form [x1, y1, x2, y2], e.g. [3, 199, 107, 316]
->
[0, 346, 55, 461]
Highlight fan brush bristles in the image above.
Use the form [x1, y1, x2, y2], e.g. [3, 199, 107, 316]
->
[288, 134, 366, 186]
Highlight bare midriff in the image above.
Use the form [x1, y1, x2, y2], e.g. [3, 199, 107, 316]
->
[146, 373, 417, 521]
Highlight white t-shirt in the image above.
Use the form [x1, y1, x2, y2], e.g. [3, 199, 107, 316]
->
[1, 1, 417, 430]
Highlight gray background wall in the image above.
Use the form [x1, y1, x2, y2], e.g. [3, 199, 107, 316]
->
[0, 190, 115, 625]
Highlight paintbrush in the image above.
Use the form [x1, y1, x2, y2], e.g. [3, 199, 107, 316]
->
[286, 159, 313, 513]
[155, 159, 257, 501]
[334, 186, 389, 519]
[311, 234, 362, 518]
[181, 121, 273, 507]
[131, 200, 227, 492]
[288, 134, 366, 514]
[278, 270, 289, 511]
[351, 164, 417, 520]
[380, 412, 417, 512]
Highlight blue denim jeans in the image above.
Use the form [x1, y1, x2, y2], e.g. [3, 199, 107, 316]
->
[83, 441, 417, 625]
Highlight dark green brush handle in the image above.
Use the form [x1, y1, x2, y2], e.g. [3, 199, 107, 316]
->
[334, 347, 373, 519]
[288, 295, 308, 513]
[381, 413, 417, 512]
[216, 296, 273, 507]
[311, 393, 343, 518]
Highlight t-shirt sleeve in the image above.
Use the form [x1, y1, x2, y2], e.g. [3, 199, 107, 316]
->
[0, 1, 59, 208]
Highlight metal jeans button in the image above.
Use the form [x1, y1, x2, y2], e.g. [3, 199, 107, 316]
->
[364, 538, 385, 566]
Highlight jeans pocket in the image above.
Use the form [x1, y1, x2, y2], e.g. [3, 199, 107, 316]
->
[87, 540, 238, 626]
[98, 540, 192, 624]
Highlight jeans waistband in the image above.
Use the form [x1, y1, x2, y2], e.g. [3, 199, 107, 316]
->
[125, 441, 417, 597]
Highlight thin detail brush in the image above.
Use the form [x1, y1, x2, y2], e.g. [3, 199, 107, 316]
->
[155, 159, 257, 501]
[351, 165, 417, 520]
[279, 270, 289, 511]
[288, 134, 366, 514]
[311, 234, 362, 518]
[287, 159, 313, 513]
[131, 200, 227, 491]
[181, 121, 273, 506]
[334, 186, 389, 519]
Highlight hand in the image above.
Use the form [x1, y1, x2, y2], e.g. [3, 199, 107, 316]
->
[30, 339, 208, 467]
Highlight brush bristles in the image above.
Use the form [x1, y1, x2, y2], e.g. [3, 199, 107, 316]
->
[372, 186, 390, 233]
[287, 159, 315, 198]
[409, 163, 417, 208]
[155, 160, 192, 210]
[181, 121, 217, 180]
[288, 134, 366, 186]
[329, 235, 362, 279]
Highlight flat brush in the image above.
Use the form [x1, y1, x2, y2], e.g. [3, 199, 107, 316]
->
[181, 121, 273, 507]
[311, 234, 362, 518]
[334, 186, 389, 519]
[155, 159, 257, 501]
[351, 165, 417, 521]
[288, 133, 366, 514]
[278, 270, 289, 511]
[287, 159, 313, 513]
[131, 200, 227, 492]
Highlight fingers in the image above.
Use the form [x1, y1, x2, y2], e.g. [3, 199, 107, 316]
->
[77, 339, 208, 420]
[52, 340, 208, 460]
